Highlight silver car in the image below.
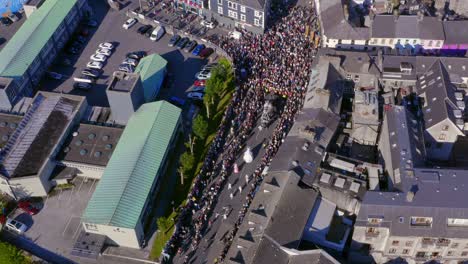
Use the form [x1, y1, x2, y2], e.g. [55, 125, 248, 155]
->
[6, 218, 27, 234]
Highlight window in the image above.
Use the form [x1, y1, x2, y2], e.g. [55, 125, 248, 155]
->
[240, 14, 246, 22]
[402, 249, 409, 255]
[428, 40, 433, 47]
[218, 6, 223, 14]
[405, 241, 413, 247]
[255, 10, 261, 17]
[410, 216, 433, 227]
[368, 217, 383, 224]
[388, 248, 397, 254]
[413, 39, 417, 44]
[448, 218, 468, 227]
[85, 223, 98, 231]
[442, 125, 449, 131]
[218, 0, 222, 4]
[438, 134, 446, 141]
[227, 1, 237, 9]
[240, 5, 245, 12]
[447, 251, 454, 256]
[392, 240, 400, 246]
[416, 252, 426, 258]
[228, 10, 238, 19]
[254, 18, 261, 26]
[451, 243, 459, 248]
[346, 74, 352, 80]
[462, 251, 468, 257]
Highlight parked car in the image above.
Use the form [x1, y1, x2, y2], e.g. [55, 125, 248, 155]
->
[96, 48, 112, 56]
[144, 27, 154, 37]
[119, 64, 135, 73]
[137, 24, 152, 35]
[195, 70, 211, 80]
[82, 18, 98, 27]
[169, 96, 186, 107]
[87, 61, 103, 70]
[82, 68, 102, 78]
[74, 35, 87, 44]
[74, 75, 95, 83]
[74, 82, 92, 90]
[176, 37, 189, 49]
[187, 92, 204, 100]
[184, 40, 197, 53]
[126, 51, 147, 60]
[47, 72, 63, 80]
[66, 47, 79, 55]
[8, 13, 19, 22]
[228, 31, 242, 40]
[123, 18, 137, 29]
[199, 47, 214, 58]
[200, 20, 215, 29]
[192, 44, 206, 56]
[18, 200, 39, 215]
[122, 58, 138, 67]
[194, 80, 206, 86]
[90, 54, 107, 62]
[0, 17, 12, 26]
[190, 86, 205, 93]
[202, 63, 218, 71]
[99, 42, 114, 50]
[150, 25, 165, 41]
[168, 34, 181, 47]
[6, 219, 27, 234]
[79, 28, 90, 37]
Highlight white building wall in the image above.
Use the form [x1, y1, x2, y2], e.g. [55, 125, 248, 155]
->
[58, 161, 105, 180]
[83, 223, 142, 249]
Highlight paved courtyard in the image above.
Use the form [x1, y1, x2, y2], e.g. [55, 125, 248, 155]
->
[0, 12, 26, 50]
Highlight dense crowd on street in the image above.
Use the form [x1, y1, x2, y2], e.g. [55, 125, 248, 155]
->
[162, 4, 318, 264]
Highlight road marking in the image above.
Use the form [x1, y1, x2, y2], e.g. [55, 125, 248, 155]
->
[62, 215, 74, 237]
[102, 252, 160, 264]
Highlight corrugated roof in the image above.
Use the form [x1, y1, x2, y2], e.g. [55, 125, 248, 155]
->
[135, 54, 167, 102]
[83, 101, 181, 228]
[0, 0, 78, 78]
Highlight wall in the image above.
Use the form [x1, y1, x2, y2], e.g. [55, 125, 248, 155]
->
[9, 176, 49, 198]
[83, 223, 141, 248]
[425, 119, 463, 160]
[58, 161, 105, 179]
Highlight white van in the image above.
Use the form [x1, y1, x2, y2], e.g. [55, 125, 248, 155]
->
[150, 26, 165, 41]
[228, 31, 242, 40]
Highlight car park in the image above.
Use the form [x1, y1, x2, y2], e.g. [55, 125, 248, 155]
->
[90, 54, 107, 62]
[6, 219, 27, 234]
[192, 44, 206, 56]
[195, 70, 211, 80]
[82, 68, 102, 78]
[187, 92, 204, 100]
[137, 24, 152, 35]
[200, 47, 214, 58]
[184, 40, 197, 53]
[18, 200, 40, 215]
[74, 82, 92, 90]
[119, 64, 135, 73]
[200, 20, 215, 29]
[86, 61, 103, 70]
[126, 51, 147, 60]
[176, 37, 189, 49]
[123, 18, 137, 29]
[150, 26, 165, 41]
[122, 58, 138, 66]
[168, 34, 181, 47]
[96, 48, 112, 56]
[99, 42, 114, 50]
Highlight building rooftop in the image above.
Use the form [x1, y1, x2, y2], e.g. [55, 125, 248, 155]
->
[107, 72, 140, 93]
[371, 15, 444, 40]
[0, 0, 78, 78]
[83, 101, 181, 229]
[57, 124, 124, 167]
[0, 113, 23, 148]
[134, 54, 167, 102]
[442, 21, 468, 45]
[0, 92, 84, 178]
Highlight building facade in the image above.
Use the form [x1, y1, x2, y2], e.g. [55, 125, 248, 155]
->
[0, 0, 89, 110]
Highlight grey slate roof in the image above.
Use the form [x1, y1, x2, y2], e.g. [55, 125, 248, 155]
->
[231, 0, 267, 10]
[443, 21, 468, 45]
[371, 15, 444, 40]
[319, 2, 370, 40]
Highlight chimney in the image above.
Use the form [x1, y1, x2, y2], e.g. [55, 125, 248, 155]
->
[406, 190, 415, 202]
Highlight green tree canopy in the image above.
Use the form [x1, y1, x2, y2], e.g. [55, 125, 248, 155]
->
[192, 115, 209, 139]
[0, 241, 31, 264]
[179, 152, 195, 173]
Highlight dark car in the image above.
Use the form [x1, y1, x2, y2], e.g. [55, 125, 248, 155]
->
[18, 200, 39, 215]
[168, 34, 181, 47]
[126, 51, 147, 60]
[192, 44, 206, 56]
[66, 47, 79, 55]
[119, 64, 135, 73]
[0, 17, 12, 26]
[74, 82, 92, 90]
[176, 37, 189, 49]
[145, 26, 154, 37]
[82, 68, 102, 78]
[199, 47, 214, 58]
[74, 35, 87, 44]
[137, 24, 152, 35]
[82, 18, 98, 27]
[183, 40, 197, 53]
[169, 96, 186, 107]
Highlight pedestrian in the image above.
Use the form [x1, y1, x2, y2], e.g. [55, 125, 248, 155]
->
[230, 193, 233, 199]
[228, 183, 232, 190]
[238, 186, 242, 193]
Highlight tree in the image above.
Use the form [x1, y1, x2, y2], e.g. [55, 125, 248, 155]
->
[0, 241, 31, 264]
[193, 115, 209, 140]
[179, 152, 195, 185]
[156, 217, 169, 232]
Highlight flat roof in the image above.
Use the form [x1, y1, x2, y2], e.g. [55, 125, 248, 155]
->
[108, 72, 140, 93]
[0, 0, 78, 78]
[0, 113, 23, 148]
[58, 124, 124, 167]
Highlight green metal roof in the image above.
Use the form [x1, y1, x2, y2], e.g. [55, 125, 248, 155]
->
[135, 54, 167, 102]
[83, 101, 181, 229]
[0, 0, 78, 78]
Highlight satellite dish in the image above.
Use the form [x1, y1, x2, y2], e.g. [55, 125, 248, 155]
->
[243, 147, 253, 164]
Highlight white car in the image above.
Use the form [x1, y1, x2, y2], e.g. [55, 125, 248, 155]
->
[200, 20, 215, 29]
[202, 63, 217, 71]
[122, 58, 138, 66]
[123, 18, 137, 29]
[6, 218, 27, 234]
[195, 70, 212, 80]
[87, 61, 103, 70]
[187, 92, 204, 100]
[98, 42, 114, 50]
[90, 54, 107, 62]
[96, 48, 112, 56]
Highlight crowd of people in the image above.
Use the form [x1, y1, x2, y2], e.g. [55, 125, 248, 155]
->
[162, 4, 318, 264]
